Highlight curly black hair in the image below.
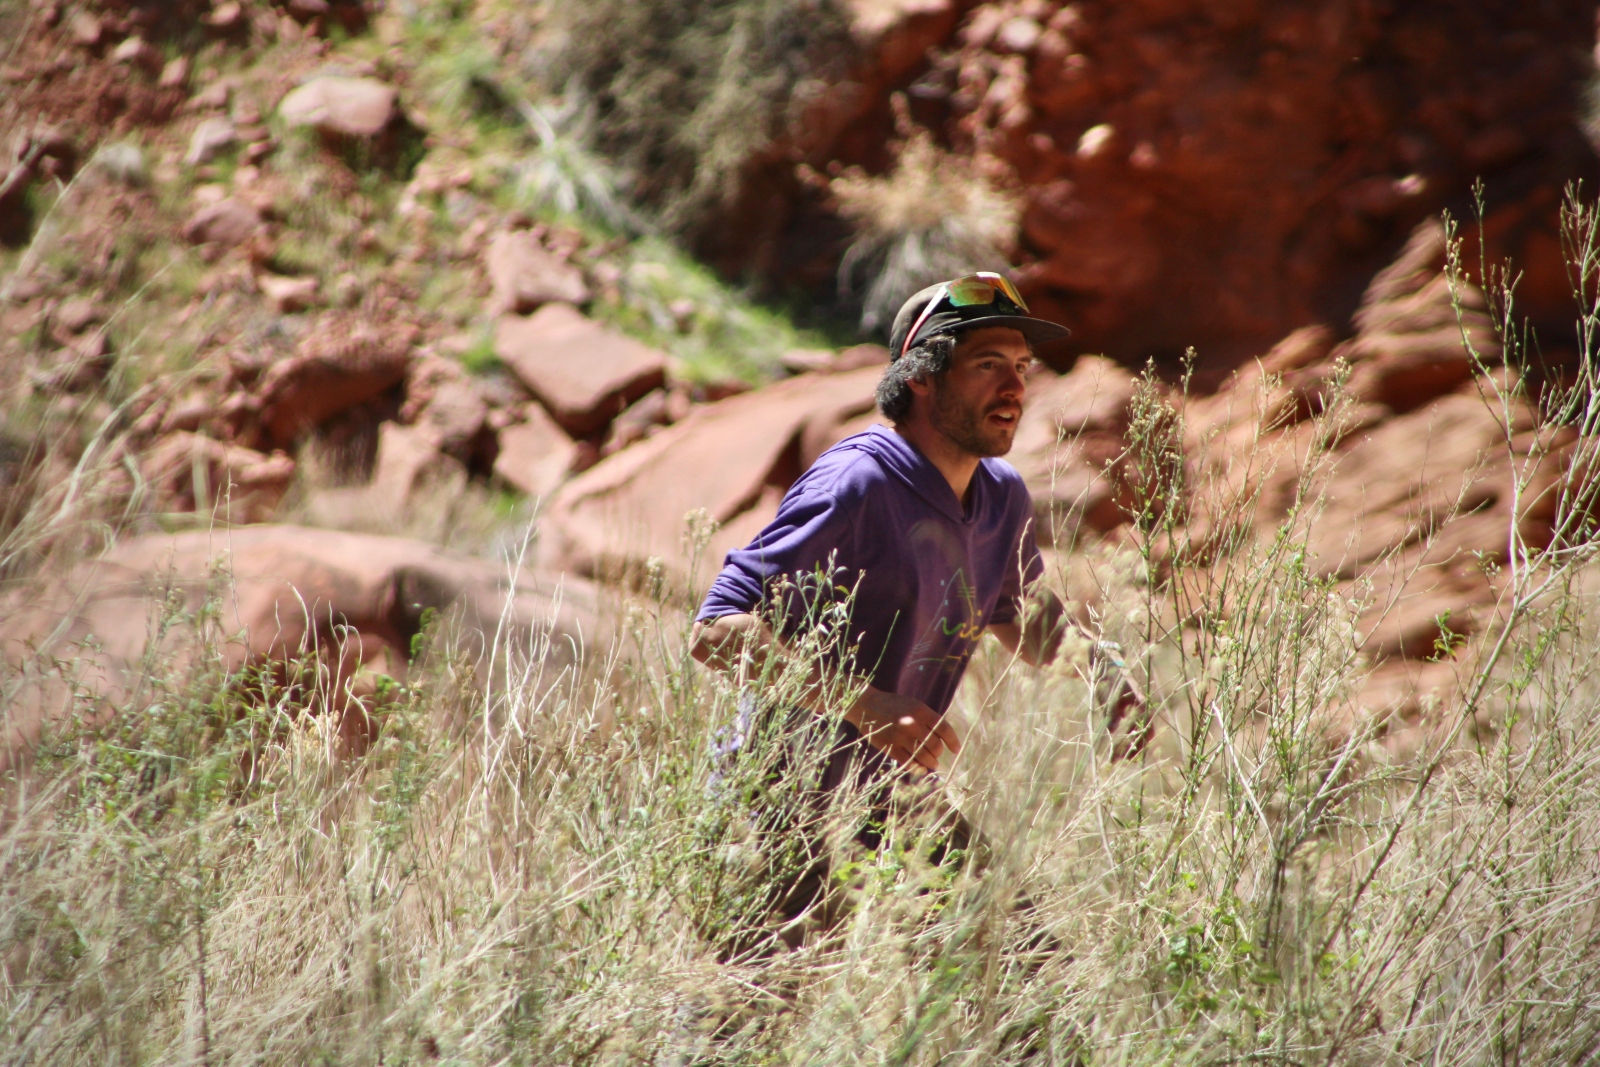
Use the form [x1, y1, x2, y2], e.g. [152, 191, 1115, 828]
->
[874, 332, 957, 423]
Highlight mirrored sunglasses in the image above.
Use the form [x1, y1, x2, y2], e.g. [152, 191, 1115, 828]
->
[900, 272, 1030, 359]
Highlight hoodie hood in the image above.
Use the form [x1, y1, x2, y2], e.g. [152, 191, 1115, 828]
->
[842, 424, 994, 524]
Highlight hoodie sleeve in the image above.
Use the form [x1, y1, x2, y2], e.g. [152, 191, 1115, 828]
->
[696, 485, 864, 623]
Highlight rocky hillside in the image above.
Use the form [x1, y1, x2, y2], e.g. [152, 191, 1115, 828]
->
[0, 0, 840, 552]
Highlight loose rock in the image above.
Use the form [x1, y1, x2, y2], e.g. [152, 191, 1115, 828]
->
[140, 431, 295, 523]
[494, 403, 578, 499]
[364, 420, 466, 511]
[485, 229, 591, 314]
[602, 388, 670, 455]
[54, 297, 100, 334]
[279, 75, 398, 139]
[204, 1, 244, 27]
[495, 304, 666, 437]
[425, 380, 489, 452]
[158, 56, 190, 89]
[186, 117, 236, 164]
[182, 197, 262, 248]
[258, 273, 319, 312]
[110, 36, 160, 69]
[67, 11, 103, 46]
[255, 315, 415, 446]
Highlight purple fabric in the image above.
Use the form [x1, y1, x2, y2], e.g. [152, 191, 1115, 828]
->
[697, 424, 1042, 715]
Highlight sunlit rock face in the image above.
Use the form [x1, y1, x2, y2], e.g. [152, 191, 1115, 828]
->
[702, 0, 1596, 374]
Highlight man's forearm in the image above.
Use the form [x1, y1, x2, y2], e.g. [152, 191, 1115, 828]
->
[689, 612, 762, 672]
[690, 612, 831, 709]
[690, 612, 957, 771]
[988, 587, 1069, 666]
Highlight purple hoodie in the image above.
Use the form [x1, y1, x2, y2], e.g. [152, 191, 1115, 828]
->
[697, 424, 1042, 715]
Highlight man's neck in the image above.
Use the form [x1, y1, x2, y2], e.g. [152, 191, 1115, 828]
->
[893, 418, 981, 506]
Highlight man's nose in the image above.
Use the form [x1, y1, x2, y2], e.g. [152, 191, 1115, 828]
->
[999, 364, 1026, 400]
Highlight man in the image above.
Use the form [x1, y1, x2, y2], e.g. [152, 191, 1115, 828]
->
[689, 274, 1141, 938]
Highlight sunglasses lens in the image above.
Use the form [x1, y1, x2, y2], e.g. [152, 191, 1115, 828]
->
[944, 274, 1029, 313]
[994, 275, 1029, 312]
[944, 278, 994, 307]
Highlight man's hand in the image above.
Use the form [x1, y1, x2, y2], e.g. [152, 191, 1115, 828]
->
[846, 687, 961, 774]
[1106, 669, 1151, 761]
[991, 596, 1153, 761]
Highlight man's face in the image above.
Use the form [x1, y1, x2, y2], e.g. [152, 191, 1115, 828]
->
[925, 326, 1033, 458]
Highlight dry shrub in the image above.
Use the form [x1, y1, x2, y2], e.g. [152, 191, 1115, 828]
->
[4, 194, 1600, 1064]
[545, 0, 853, 233]
[830, 119, 1021, 334]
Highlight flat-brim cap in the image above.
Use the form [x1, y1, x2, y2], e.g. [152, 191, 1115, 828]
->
[889, 281, 1071, 360]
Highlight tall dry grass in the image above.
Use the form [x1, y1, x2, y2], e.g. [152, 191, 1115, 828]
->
[3, 194, 1600, 1065]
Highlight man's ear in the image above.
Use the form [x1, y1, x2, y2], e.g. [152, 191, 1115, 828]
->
[905, 372, 934, 399]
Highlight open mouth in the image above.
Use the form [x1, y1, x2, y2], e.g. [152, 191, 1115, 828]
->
[988, 408, 1021, 426]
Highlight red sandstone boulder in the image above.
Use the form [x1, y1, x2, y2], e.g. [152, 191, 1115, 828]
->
[305, 357, 498, 522]
[798, 406, 886, 470]
[302, 422, 466, 528]
[602, 388, 671, 456]
[485, 230, 591, 314]
[255, 315, 416, 447]
[495, 304, 666, 437]
[1334, 221, 1501, 413]
[1, 527, 606, 764]
[539, 365, 882, 583]
[141, 432, 295, 523]
[1008, 356, 1138, 542]
[415, 377, 487, 454]
[780, 343, 891, 376]
[494, 404, 578, 499]
[367, 421, 467, 509]
[780, 348, 837, 374]
[399, 356, 490, 458]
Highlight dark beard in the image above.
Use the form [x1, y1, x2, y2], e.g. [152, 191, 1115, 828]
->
[931, 383, 1013, 458]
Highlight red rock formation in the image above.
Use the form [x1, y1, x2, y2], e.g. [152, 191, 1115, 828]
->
[706, 0, 1596, 373]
